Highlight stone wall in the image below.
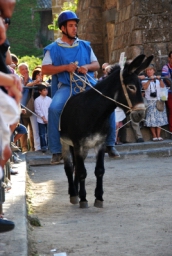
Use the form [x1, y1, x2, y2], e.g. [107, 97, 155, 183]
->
[77, 0, 172, 72]
[106, 0, 172, 71]
[51, 0, 172, 72]
[77, 0, 104, 65]
[51, 0, 65, 38]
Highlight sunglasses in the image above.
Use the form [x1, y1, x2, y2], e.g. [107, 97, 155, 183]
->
[4, 18, 11, 25]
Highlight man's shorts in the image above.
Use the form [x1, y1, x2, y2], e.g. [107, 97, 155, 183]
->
[14, 123, 27, 135]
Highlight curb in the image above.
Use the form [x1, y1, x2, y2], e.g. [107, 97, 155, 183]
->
[0, 154, 28, 256]
[25, 140, 172, 166]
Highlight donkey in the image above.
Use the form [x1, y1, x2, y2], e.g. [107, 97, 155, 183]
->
[60, 54, 153, 208]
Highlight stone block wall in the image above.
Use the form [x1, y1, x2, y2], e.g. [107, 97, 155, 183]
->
[51, 0, 65, 38]
[77, 0, 104, 66]
[102, 1, 171, 70]
[76, 0, 172, 72]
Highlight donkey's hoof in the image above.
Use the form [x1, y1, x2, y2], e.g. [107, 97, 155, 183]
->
[94, 199, 103, 208]
[79, 201, 88, 208]
[70, 196, 79, 204]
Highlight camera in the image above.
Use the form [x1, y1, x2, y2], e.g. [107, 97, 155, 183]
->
[150, 91, 157, 98]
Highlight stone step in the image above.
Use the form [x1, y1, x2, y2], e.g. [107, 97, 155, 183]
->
[26, 139, 172, 166]
[115, 140, 172, 159]
[25, 151, 52, 167]
[120, 124, 171, 143]
[119, 146, 172, 158]
[116, 139, 172, 152]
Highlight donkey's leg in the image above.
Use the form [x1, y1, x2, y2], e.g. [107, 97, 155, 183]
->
[74, 152, 88, 208]
[94, 147, 105, 208]
[70, 146, 79, 195]
[62, 143, 78, 204]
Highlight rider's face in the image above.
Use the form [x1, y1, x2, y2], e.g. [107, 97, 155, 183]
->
[63, 20, 77, 38]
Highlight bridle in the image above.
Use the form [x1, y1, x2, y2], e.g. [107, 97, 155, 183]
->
[119, 70, 133, 112]
[70, 67, 145, 113]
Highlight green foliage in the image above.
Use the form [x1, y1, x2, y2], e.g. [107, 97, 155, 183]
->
[18, 55, 42, 76]
[63, 0, 79, 12]
[28, 215, 41, 227]
[48, 0, 79, 31]
[7, 0, 42, 57]
[48, 14, 59, 31]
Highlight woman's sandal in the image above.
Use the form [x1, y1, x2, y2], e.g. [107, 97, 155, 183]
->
[152, 137, 158, 141]
[158, 137, 163, 141]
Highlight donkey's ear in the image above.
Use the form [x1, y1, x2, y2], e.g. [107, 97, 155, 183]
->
[134, 55, 154, 75]
[126, 54, 145, 73]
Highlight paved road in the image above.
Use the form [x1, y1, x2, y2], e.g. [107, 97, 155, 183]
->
[1, 151, 172, 256]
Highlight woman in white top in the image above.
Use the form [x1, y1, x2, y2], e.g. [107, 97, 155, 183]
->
[142, 64, 168, 141]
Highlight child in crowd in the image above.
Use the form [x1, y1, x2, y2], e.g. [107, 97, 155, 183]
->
[34, 83, 52, 153]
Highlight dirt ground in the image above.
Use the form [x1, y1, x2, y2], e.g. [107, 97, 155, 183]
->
[27, 156, 172, 256]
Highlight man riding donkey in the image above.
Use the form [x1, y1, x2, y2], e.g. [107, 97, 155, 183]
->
[42, 10, 120, 164]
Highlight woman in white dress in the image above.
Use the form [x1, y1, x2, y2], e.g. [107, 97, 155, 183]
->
[142, 64, 168, 141]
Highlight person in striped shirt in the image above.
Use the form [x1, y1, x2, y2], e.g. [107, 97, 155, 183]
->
[161, 51, 172, 135]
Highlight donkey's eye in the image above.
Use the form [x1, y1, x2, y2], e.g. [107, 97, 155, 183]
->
[126, 84, 137, 93]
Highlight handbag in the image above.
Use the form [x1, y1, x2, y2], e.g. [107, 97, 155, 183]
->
[156, 100, 165, 112]
[159, 87, 168, 101]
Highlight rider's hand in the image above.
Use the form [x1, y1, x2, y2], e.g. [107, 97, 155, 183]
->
[66, 63, 77, 73]
[77, 66, 88, 75]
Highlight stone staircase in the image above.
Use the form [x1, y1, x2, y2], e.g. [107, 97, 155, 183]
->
[25, 118, 172, 166]
[122, 123, 171, 143]
[116, 139, 172, 159]
[26, 139, 172, 167]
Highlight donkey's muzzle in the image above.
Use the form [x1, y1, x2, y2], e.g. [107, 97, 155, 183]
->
[130, 103, 145, 123]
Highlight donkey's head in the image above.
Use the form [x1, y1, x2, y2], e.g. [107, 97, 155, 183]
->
[118, 54, 153, 123]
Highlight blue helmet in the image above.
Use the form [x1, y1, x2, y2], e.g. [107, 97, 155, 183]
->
[58, 10, 80, 29]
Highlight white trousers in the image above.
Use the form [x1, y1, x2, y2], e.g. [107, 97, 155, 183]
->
[30, 115, 41, 151]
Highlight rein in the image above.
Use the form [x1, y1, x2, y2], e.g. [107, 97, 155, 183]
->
[72, 71, 132, 110]
[71, 68, 143, 113]
[119, 70, 133, 112]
